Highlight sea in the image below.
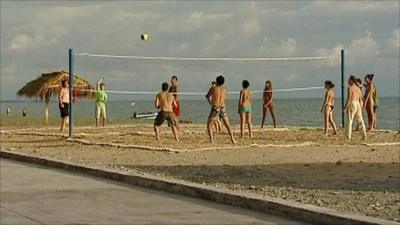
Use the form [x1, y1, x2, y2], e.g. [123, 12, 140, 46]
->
[1, 98, 399, 130]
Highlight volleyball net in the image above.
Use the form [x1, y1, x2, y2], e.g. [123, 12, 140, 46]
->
[66, 49, 345, 138]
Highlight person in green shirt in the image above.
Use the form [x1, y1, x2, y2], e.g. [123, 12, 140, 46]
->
[96, 78, 107, 127]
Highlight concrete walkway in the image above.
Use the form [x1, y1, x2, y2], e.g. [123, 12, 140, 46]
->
[0, 159, 312, 225]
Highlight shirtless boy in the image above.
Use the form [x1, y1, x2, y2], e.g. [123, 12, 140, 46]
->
[345, 75, 366, 141]
[59, 80, 69, 131]
[154, 82, 179, 141]
[205, 81, 221, 132]
[206, 75, 236, 144]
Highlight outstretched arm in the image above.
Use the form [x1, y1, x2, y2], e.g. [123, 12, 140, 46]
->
[344, 88, 351, 110]
[238, 91, 243, 114]
[59, 90, 63, 105]
[172, 95, 177, 108]
[363, 85, 371, 109]
[206, 87, 213, 105]
[321, 91, 328, 112]
[97, 78, 104, 90]
[174, 86, 179, 101]
[155, 95, 160, 109]
[268, 91, 273, 105]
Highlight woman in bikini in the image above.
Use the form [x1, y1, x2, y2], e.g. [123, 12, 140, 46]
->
[238, 80, 253, 139]
[321, 80, 338, 135]
[363, 74, 377, 131]
[261, 80, 276, 128]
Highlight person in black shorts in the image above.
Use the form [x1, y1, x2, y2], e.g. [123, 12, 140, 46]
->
[59, 80, 70, 131]
[154, 82, 179, 141]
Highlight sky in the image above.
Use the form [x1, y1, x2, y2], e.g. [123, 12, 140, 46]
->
[1, 1, 399, 100]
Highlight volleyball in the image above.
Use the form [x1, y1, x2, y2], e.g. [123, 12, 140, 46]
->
[141, 33, 148, 41]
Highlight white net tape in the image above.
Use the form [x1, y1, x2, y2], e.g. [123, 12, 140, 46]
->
[79, 86, 324, 95]
[76, 52, 330, 61]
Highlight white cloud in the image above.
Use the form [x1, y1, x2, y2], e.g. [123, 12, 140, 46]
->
[279, 38, 297, 57]
[201, 32, 224, 55]
[7, 5, 104, 52]
[113, 10, 161, 22]
[168, 42, 189, 55]
[314, 44, 344, 66]
[348, 30, 380, 64]
[311, 1, 399, 13]
[315, 31, 379, 66]
[285, 73, 298, 82]
[258, 37, 297, 57]
[186, 11, 231, 29]
[389, 29, 400, 48]
[9, 34, 31, 51]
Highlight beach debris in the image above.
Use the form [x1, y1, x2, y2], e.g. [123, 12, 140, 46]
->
[248, 185, 256, 190]
[335, 160, 343, 166]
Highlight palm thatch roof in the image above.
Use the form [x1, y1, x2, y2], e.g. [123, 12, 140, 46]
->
[17, 70, 95, 100]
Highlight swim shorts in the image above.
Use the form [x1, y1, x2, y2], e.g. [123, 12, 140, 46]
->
[154, 111, 175, 127]
[208, 105, 228, 122]
[59, 102, 69, 118]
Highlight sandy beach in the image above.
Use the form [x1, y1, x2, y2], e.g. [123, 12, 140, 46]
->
[1, 116, 399, 222]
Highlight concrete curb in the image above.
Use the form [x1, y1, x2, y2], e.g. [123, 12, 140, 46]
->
[0, 149, 398, 225]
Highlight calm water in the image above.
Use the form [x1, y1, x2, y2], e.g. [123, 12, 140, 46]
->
[1, 98, 399, 130]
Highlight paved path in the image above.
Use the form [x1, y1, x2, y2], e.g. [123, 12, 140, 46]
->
[0, 159, 312, 225]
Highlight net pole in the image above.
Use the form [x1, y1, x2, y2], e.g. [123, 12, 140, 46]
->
[341, 49, 345, 128]
[68, 49, 74, 138]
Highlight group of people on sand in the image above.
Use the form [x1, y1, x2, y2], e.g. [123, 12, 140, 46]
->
[57, 73, 378, 143]
[154, 75, 277, 144]
[321, 74, 378, 141]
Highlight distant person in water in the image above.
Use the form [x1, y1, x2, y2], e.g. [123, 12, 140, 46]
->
[205, 81, 221, 132]
[6, 107, 11, 116]
[345, 75, 366, 141]
[96, 78, 107, 127]
[321, 81, 338, 135]
[169, 75, 180, 129]
[364, 74, 378, 131]
[59, 80, 69, 131]
[206, 75, 236, 144]
[154, 82, 179, 141]
[22, 108, 27, 117]
[261, 80, 276, 128]
[238, 80, 253, 139]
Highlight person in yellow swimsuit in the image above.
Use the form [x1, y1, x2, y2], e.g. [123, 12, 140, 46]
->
[95, 78, 107, 127]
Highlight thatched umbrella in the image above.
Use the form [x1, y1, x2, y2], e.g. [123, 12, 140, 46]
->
[17, 70, 95, 123]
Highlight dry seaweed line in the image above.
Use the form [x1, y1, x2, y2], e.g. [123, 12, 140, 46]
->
[2, 129, 399, 153]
